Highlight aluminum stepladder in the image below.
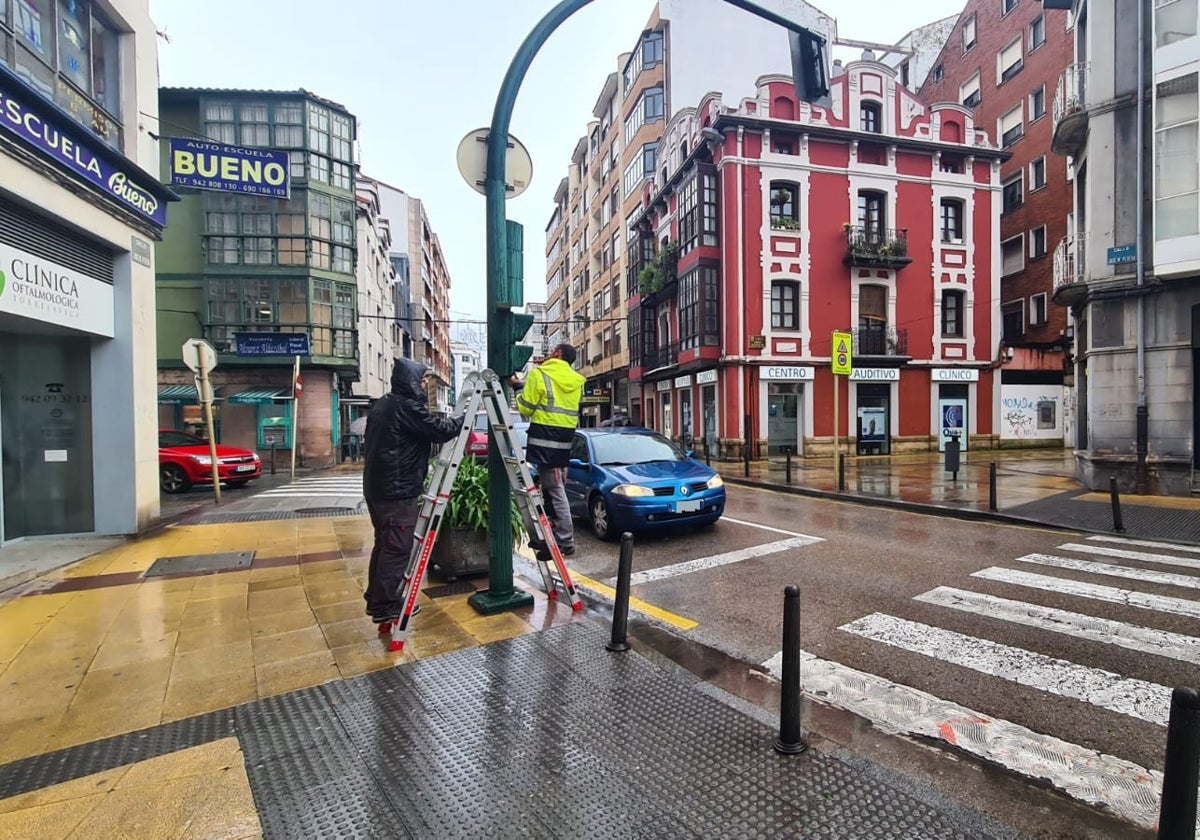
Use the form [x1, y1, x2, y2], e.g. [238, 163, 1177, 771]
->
[385, 369, 584, 653]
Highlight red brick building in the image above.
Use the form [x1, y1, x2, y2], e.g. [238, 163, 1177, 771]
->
[919, 0, 1076, 446]
[627, 58, 1008, 459]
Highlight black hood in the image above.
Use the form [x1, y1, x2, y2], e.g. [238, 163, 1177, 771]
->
[390, 358, 428, 400]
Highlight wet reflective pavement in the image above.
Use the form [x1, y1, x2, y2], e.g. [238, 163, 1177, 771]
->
[0, 451, 1189, 837]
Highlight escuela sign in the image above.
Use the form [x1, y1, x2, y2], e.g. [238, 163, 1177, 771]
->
[169, 138, 291, 199]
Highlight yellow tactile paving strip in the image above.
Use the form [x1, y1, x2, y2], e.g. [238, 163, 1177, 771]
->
[0, 738, 261, 840]
[0, 516, 561, 769]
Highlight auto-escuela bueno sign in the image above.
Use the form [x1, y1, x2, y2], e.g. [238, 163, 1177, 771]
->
[0, 63, 171, 227]
[168, 138, 291, 199]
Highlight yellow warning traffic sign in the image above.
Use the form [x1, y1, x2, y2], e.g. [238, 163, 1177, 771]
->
[831, 330, 853, 376]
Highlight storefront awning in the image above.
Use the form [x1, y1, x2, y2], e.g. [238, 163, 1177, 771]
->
[157, 385, 220, 405]
[227, 389, 287, 405]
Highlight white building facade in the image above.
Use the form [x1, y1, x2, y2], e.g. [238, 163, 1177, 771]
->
[449, 341, 480, 406]
[1052, 0, 1200, 494]
[353, 174, 401, 401]
[0, 0, 175, 542]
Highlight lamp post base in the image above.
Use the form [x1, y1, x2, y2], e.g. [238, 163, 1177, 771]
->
[468, 589, 535, 615]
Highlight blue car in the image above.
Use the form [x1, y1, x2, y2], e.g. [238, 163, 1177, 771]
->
[564, 427, 725, 541]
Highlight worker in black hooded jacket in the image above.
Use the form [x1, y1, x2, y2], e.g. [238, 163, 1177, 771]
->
[362, 358, 463, 630]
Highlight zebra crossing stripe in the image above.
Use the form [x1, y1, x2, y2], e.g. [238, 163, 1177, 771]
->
[627, 536, 820, 585]
[839, 613, 1171, 725]
[972, 567, 1200, 620]
[759, 649, 1168, 833]
[1058, 542, 1200, 571]
[915, 586, 1200, 666]
[1088, 535, 1200, 555]
[1019, 553, 1200, 591]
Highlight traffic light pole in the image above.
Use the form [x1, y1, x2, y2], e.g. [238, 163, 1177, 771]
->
[471, 0, 818, 616]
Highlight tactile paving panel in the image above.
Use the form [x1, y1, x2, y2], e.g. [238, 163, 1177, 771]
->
[0, 618, 1012, 839]
[0, 709, 236, 799]
[145, 550, 255, 576]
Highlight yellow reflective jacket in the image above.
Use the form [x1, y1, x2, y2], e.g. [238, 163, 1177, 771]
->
[516, 358, 585, 466]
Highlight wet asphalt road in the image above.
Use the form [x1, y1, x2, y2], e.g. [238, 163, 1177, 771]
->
[563, 484, 1193, 779]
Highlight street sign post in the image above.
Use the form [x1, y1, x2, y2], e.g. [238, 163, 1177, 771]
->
[182, 338, 222, 504]
[831, 331, 852, 488]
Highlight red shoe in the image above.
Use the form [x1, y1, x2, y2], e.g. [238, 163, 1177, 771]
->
[376, 618, 396, 635]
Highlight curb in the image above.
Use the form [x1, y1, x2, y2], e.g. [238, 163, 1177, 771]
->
[723, 475, 1086, 535]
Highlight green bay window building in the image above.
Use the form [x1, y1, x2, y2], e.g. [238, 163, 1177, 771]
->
[155, 88, 358, 468]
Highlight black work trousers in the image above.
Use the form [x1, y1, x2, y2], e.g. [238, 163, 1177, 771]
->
[364, 498, 420, 622]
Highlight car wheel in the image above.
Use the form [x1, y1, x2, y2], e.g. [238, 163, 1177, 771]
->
[160, 464, 191, 494]
[589, 494, 615, 541]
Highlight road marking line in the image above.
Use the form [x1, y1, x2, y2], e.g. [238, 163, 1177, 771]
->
[1018, 553, 1200, 591]
[255, 492, 364, 498]
[1060, 542, 1200, 570]
[839, 613, 1170, 725]
[628, 537, 820, 585]
[1088, 535, 1200, 554]
[916, 586, 1200, 666]
[721, 517, 825, 540]
[569, 571, 698, 630]
[974, 566, 1200, 619]
[758, 650, 1166, 833]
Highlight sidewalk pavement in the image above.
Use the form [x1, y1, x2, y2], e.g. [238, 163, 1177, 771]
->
[0, 502, 1140, 839]
[718, 448, 1200, 544]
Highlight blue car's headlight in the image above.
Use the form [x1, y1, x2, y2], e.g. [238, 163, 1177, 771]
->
[706, 475, 724, 490]
[613, 483, 654, 497]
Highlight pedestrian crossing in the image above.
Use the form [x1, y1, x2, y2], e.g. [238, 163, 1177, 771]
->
[253, 476, 364, 500]
[763, 534, 1200, 835]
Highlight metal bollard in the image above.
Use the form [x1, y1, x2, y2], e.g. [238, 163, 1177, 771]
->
[837, 452, 846, 493]
[774, 585, 808, 755]
[785, 447, 792, 484]
[606, 532, 634, 653]
[705, 443, 711, 467]
[989, 462, 998, 512]
[270, 443, 277, 476]
[1158, 686, 1199, 839]
[1110, 475, 1126, 533]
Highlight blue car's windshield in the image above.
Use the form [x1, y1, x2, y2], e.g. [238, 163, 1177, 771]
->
[592, 432, 685, 466]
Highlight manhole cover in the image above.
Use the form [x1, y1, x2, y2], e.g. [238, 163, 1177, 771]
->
[145, 550, 255, 576]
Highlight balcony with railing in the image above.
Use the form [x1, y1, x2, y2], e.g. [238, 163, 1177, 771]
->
[852, 326, 909, 358]
[635, 241, 680, 303]
[844, 227, 912, 269]
[1052, 62, 1090, 157]
[640, 340, 681, 373]
[1052, 233, 1088, 305]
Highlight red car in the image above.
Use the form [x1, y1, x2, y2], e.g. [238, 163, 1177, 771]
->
[159, 429, 262, 493]
[467, 410, 523, 460]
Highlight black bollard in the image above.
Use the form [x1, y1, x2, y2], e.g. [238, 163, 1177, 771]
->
[606, 532, 635, 653]
[774, 585, 808, 755]
[1110, 475, 1126, 533]
[837, 452, 846, 492]
[785, 447, 792, 484]
[705, 443, 711, 467]
[270, 442, 277, 476]
[1158, 686, 1200, 839]
[989, 462, 998, 512]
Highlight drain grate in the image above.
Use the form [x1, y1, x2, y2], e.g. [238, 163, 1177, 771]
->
[145, 550, 256, 576]
[182, 509, 365, 525]
[298, 507, 360, 517]
[423, 581, 478, 599]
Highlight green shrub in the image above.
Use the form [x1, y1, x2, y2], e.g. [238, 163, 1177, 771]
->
[436, 455, 525, 544]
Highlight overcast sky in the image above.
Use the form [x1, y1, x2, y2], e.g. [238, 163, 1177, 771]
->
[150, 0, 964, 325]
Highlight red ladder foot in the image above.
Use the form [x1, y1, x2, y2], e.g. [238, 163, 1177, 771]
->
[388, 638, 405, 653]
[571, 601, 584, 612]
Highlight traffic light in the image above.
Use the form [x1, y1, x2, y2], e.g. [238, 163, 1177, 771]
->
[503, 219, 524, 308]
[495, 309, 535, 376]
[789, 27, 830, 107]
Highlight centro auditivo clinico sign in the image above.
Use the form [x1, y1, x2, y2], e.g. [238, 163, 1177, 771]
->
[168, 138, 291, 199]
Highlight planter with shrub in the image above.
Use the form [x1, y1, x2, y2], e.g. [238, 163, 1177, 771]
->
[428, 455, 526, 581]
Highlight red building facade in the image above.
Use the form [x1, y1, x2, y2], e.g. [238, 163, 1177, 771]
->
[627, 59, 1009, 459]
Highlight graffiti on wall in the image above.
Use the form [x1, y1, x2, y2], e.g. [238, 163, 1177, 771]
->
[1000, 385, 1064, 439]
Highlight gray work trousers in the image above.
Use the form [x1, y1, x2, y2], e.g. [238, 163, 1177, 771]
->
[537, 465, 574, 549]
